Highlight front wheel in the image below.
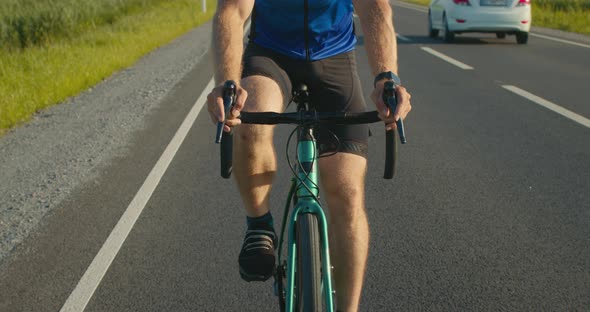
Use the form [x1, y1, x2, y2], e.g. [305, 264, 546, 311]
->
[296, 213, 322, 312]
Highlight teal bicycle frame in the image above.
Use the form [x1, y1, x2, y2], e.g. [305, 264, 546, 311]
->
[278, 123, 335, 312]
[217, 80, 403, 312]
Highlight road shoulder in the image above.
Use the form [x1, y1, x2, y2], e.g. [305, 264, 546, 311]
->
[0, 22, 213, 265]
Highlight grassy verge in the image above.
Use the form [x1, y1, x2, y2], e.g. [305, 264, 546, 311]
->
[398, 0, 590, 35]
[533, 0, 590, 34]
[1, 0, 170, 50]
[400, 0, 430, 5]
[0, 0, 215, 134]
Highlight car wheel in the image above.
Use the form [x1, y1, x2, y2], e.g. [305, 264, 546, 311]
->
[516, 32, 528, 44]
[496, 32, 506, 39]
[442, 14, 454, 43]
[428, 11, 439, 38]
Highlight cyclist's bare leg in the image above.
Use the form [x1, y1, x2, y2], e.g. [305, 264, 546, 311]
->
[233, 75, 283, 217]
[319, 153, 368, 312]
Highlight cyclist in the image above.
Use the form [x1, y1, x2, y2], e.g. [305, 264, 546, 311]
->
[207, 0, 412, 310]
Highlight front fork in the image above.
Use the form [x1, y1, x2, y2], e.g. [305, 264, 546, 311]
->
[275, 128, 335, 312]
[284, 201, 334, 312]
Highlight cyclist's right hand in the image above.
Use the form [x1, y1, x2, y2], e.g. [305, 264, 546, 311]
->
[207, 83, 248, 132]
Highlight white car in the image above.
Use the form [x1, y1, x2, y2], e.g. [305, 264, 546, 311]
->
[428, 0, 532, 44]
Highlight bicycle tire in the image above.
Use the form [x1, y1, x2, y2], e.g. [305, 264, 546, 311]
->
[296, 213, 322, 312]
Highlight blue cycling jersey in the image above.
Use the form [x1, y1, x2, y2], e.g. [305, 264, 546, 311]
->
[249, 0, 357, 61]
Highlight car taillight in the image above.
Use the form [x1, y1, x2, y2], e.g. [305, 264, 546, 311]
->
[453, 0, 471, 6]
[516, 0, 530, 6]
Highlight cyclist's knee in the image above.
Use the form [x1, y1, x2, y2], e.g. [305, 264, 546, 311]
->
[324, 183, 364, 207]
[319, 153, 366, 219]
[240, 75, 283, 113]
[235, 123, 274, 144]
[326, 189, 366, 226]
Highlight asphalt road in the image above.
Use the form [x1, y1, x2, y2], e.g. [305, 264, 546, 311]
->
[1, 2, 589, 311]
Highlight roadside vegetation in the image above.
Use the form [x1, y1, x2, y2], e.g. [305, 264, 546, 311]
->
[0, 0, 215, 134]
[533, 0, 590, 34]
[400, 0, 590, 35]
[1, 0, 167, 49]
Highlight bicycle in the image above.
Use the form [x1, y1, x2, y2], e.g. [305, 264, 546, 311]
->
[214, 80, 405, 312]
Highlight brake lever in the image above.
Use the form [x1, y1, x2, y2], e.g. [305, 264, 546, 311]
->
[383, 81, 406, 144]
[215, 80, 237, 144]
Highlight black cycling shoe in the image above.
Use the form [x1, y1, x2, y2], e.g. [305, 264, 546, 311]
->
[238, 227, 276, 282]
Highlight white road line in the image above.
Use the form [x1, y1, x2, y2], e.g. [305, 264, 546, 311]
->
[59, 21, 255, 312]
[420, 47, 474, 70]
[58, 78, 214, 312]
[396, 33, 411, 42]
[529, 33, 590, 49]
[502, 85, 590, 128]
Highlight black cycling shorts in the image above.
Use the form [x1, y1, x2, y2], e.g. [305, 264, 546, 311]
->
[242, 42, 369, 157]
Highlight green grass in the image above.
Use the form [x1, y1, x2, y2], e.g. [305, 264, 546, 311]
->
[533, 0, 590, 34]
[399, 0, 590, 35]
[0, 0, 215, 133]
[401, 0, 431, 5]
[1, 0, 169, 49]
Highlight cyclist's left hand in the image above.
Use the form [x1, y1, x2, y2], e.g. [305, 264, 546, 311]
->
[371, 81, 412, 131]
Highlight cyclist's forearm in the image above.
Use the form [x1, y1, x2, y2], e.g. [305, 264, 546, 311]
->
[354, 0, 398, 76]
[212, 5, 247, 84]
